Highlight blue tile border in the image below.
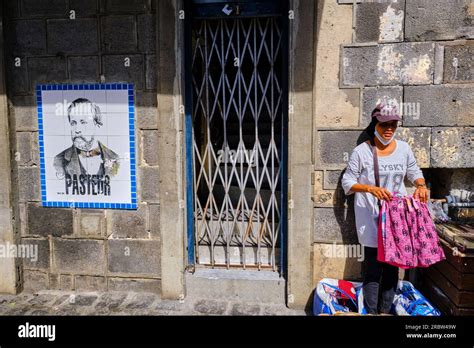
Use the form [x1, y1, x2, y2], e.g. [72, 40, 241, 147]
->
[36, 83, 137, 210]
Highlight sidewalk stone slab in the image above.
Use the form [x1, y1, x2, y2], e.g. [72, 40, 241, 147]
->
[69, 294, 98, 306]
[28, 309, 50, 315]
[52, 294, 70, 306]
[194, 299, 228, 315]
[95, 293, 129, 311]
[0, 290, 307, 316]
[125, 293, 158, 309]
[28, 294, 56, 306]
[231, 303, 261, 316]
[154, 300, 185, 312]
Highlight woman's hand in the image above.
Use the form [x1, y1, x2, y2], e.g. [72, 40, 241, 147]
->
[414, 186, 429, 203]
[367, 186, 392, 201]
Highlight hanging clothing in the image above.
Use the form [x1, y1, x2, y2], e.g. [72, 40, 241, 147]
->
[378, 196, 446, 268]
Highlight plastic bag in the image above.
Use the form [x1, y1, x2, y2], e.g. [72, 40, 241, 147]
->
[313, 278, 361, 315]
[392, 280, 441, 316]
[428, 200, 450, 223]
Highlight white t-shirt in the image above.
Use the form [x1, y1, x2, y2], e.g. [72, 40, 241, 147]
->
[341, 140, 424, 248]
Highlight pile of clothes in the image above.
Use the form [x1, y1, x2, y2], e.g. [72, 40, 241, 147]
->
[313, 278, 440, 316]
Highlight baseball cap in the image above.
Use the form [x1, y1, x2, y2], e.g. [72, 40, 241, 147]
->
[372, 102, 402, 123]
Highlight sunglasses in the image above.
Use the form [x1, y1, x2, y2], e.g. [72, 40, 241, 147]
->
[379, 121, 398, 129]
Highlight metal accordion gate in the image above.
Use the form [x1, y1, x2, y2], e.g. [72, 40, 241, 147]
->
[185, 0, 288, 273]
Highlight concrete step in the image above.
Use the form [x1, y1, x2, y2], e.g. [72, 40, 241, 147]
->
[185, 268, 286, 305]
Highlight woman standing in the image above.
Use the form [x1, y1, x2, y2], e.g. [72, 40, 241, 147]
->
[341, 103, 429, 314]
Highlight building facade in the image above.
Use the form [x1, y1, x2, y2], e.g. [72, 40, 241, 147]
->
[0, 0, 472, 310]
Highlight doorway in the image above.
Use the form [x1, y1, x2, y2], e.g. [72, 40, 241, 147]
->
[184, 0, 288, 273]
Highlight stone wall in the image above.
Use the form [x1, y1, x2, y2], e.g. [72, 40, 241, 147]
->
[3, 0, 161, 293]
[2, 0, 473, 301]
[312, 0, 474, 283]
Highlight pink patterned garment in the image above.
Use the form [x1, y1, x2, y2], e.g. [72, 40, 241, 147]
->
[377, 196, 445, 269]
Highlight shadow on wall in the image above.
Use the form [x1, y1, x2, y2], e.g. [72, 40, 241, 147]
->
[331, 130, 373, 284]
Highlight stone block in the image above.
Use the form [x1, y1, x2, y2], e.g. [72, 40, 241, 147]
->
[28, 57, 67, 88]
[6, 56, 29, 94]
[145, 54, 156, 90]
[59, 274, 73, 290]
[15, 132, 39, 166]
[405, 0, 474, 41]
[7, 20, 46, 55]
[396, 127, 431, 168]
[107, 239, 160, 276]
[444, 42, 474, 84]
[109, 204, 147, 238]
[107, 277, 161, 294]
[324, 170, 344, 190]
[5, 0, 20, 18]
[69, 0, 98, 17]
[139, 167, 159, 202]
[101, 15, 137, 53]
[431, 127, 473, 168]
[315, 0, 360, 128]
[27, 204, 74, 237]
[313, 207, 357, 244]
[148, 204, 160, 239]
[21, 238, 50, 270]
[49, 274, 59, 290]
[103, 55, 144, 90]
[79, 211, 106, 237]
[52, 238, 106, 275]
[404, 85, 474, 127]
[138, 14, 156, 53]
[74, 275, 107, 291]
[318, 131, 361, 167]
[21, 0, 67, 17]
[312, 243, 363, 285]
[355, 0, 405, 43]
[68, 56, 100, 83]
[136, 92, 158, 129]
[103, 0, 150, 12]
[47, 19, 99, 55]
[341, 43, 434, 87]
[141, 130, 159, 165]
[361, 86, 403, 126]
[8, 97, 38, 132]
[313, 170, 348, 208]
[22, 270, 49, 292]
[18, 167, 40, 202]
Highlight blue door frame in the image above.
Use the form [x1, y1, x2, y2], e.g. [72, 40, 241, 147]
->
[184, 0, 289, 276]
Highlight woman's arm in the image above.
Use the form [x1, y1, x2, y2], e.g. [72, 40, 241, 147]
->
[413, 178, 429, 203]
[342, 148, 392, 201]
[350, 183, 393, 201]
[406, 146, 429, 203]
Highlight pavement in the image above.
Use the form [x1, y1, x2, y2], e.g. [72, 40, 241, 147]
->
[0, 290, 307, 316]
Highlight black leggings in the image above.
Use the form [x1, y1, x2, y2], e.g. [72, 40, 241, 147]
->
[362, 246, 399, 314]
